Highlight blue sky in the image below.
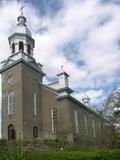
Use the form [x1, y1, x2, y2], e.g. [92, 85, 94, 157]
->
[0, 0, 120, 107]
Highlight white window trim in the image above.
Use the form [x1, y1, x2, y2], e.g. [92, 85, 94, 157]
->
[84, 115, 88, 135]
[34, 93, 37, 116]
[98, 122, 101, 135]
[51, 108, 57, 134]
[51, 109, 54, 134]
[74, 110, 79, 133]
[8, 90, 15, 115]
[92, 119, 96, 137]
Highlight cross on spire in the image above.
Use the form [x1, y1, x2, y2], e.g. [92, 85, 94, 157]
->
[61, 65, 64, 72]
[19, 5, 25, 15]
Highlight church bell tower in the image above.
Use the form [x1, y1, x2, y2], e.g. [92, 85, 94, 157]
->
[8, 11, 35, 56]
[0, 9, 45, 140]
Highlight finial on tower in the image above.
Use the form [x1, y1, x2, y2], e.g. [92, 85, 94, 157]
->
[17, 5, 26, 25]
[61, 65, 65, 72]
[19, 5, 25, 15]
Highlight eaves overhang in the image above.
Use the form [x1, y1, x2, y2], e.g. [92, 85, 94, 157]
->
[56, 94, 109, 122]
[57, 87, 73, 94]
[0, 58, 46, 76]
[8, 33, 35, 47]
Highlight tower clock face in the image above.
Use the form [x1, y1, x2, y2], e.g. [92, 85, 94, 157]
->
[7, 75, 14, 85]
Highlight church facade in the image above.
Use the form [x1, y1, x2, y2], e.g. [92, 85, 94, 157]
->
[0, 12, 112, 147]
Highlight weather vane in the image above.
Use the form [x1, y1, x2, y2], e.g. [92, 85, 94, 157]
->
[61, 65, 64, 72]
[19, 5, 25, 15]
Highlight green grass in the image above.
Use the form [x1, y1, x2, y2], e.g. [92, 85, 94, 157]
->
[0, 140, 120, 160]
[0, 149, 120, 160]
[22, 150, 120, 160]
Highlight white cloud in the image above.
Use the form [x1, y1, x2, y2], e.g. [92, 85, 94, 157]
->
[73, 89, 104, 104]
[0, 0, 120, 119]
[32, 0, 120, 90]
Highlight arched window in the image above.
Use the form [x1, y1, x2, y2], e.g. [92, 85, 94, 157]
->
[12, 43, 15, 53]
[8, 124, 16, 140]
[19, 41, 24, 51]
[33, 126, 38, 138]
[28, 44, 31, 55]
[8, 90, 15, 115]
[92, 119, 96, 137]
[84, 115, 88, 135]
[51, 108, 58, 134]
[74, 110, 79, 134]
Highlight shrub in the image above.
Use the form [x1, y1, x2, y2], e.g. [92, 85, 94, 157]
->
[0, 141, 25, 160]
[0, 140, 120, 160]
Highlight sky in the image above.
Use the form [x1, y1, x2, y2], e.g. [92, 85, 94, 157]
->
[0, 0, 120, 111]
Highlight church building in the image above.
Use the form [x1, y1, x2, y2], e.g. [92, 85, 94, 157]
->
[0, 11, 112, 147]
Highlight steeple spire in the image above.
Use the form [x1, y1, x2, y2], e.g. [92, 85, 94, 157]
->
[61, 65, 65, 72]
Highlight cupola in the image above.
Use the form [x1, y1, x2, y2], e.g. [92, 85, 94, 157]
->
[82, 94, 90, 107]
[8, 9, 35, 56]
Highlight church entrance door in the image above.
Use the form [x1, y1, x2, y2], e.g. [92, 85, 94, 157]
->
[8, 124, 16, 140]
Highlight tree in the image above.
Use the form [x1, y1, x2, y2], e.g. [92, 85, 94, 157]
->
[103, 89, 120, 123]
[101, 89, 120, 148]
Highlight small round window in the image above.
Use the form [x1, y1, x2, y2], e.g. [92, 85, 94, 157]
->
[7, 75, 14, 85]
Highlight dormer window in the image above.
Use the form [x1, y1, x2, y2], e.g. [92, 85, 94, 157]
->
[28, 44, 31, 55]
[12, 43, 15, 53]
[19, 41, 24, 51]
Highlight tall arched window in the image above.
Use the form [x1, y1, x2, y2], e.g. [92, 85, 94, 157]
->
[33, 126, 38, 138]
[8, 124, 16, 140]
[28, 44, 31, 55]
[74, 110, 79, 134]
[51, 108, 58, 134]
[12, 43, 15, 53]
[92, 119, 96, 137]
[8, 90, 15, 115]
[19, 41, 24, 51]
[84, 115, 88, 135]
